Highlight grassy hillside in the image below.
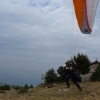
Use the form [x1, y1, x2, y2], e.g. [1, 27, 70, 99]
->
[0, 82, 100, 100]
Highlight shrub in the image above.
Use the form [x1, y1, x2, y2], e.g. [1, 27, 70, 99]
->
[90, 64, 100, 81]
[0, 84, 10, 90]
[29, 85, 34, 88]
[18, 88, 28, 94]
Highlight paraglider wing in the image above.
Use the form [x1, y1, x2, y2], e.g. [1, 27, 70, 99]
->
[73, 0, 99, 34]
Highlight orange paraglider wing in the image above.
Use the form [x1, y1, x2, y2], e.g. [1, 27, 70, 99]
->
[73, 0, 99, 34]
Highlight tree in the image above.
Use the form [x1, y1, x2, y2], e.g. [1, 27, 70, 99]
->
[29, 85, 34, 88]
[57, 66, 66, 82]
[65, 53, 91, 74]
[13, 85, 20, 90]
[24, 84, 29, 89]
[90, 64, 100, 81]
[18, 84, 29, 94]
[0, 84, 11, 90]
[41, 68, 57, 84]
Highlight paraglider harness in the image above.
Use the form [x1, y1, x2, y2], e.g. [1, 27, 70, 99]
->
[64, 58, 82, 83]
[64, 67, 81, 82]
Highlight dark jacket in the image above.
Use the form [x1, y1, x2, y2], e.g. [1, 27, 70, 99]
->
[65, 68, 81, 82]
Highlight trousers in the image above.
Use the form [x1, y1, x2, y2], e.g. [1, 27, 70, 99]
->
[65, 75, 81, 89]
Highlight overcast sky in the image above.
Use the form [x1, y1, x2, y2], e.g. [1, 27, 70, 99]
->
[0, 0, 100, 86]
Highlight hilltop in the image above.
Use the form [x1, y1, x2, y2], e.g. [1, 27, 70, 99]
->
[0, 81, 100, 100]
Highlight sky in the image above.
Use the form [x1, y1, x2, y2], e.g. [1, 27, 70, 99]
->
[0, 0, 100, 87]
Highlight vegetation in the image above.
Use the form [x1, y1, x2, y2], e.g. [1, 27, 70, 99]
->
[41, 68, 57, 84]
[18, 88, 28, 94]
[65, 53, 91, 74]
[24, 84, 29, 89]
[57, 66, 66, 82]
[42, 53, 91, 84]
[29, 85, 34, 88]
[17, 84, 34, 94]
[90, 64, 100, 81]
[1, 82, 100, 100]
[0, 84, 10, 90]
[12, 85, 21, 90]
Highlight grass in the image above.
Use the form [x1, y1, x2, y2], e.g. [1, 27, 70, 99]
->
[0, 81, 100, 100]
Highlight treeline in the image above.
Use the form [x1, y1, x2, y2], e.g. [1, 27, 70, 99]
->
[12, 84, 34, 94]
[0, 84, 10, 90]
[12, 84, 34, 90]
[0, 84, 34, 94]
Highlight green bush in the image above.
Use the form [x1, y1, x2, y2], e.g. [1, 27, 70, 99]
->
[18, 88, 28, 94]
[0, 84, 10, 90]
[24, 84, 29, 89]
[12, 85, 22, 90]
[29, 85, 34, 88]
[90, 64, 100, 81]
[17, 84, 30, 94]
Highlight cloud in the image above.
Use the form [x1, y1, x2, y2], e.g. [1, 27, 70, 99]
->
[0, 0, 100, 86]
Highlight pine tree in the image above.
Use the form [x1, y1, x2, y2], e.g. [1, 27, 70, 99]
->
[90, 64, 100, 81]
[42, 68, 57, 84]
[65, 53, 91, 74]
